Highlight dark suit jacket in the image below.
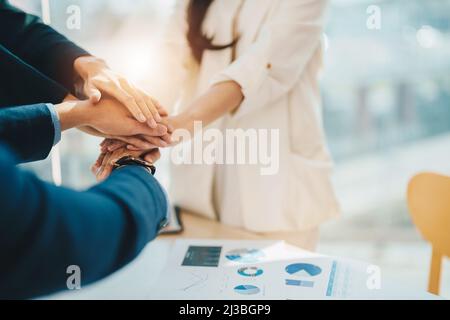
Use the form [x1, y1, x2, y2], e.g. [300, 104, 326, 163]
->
[0, 143, 167, 299]
[0, 103, 55, 162]
[0, 0, 89, 106]
[0, 1, 168, 299]
[0, 0, 88, 161]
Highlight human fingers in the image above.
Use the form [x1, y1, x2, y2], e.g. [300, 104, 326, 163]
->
[158, 117, 175, 133]
[84, 81, 102, 103]
[106, 140, 127, 152]
[129, 121, 168, 137]
[113, 136, 159, 150]
[95, 79, 147, 124]
[138, 88, 163, 125]
[91, 152, 106, 175]
[120, 82, 159, 128]
[130, 135, 169, 149]
[161, 133, 173, 145]
[152, 98, 169, 117]
[143, 149, 161, 164]
[97, 151, 114, 181]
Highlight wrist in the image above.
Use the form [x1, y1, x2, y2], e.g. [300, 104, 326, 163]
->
[74, 55, 107, 79]
[55, 100, 91, 131]
[114, 156, 156, 175]
[173, 112, 195, 133]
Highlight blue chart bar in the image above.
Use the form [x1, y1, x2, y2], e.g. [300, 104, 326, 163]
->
[326, 261, 338, 296]
[285, 279, 314, 287]
[226, 249, 264, 263]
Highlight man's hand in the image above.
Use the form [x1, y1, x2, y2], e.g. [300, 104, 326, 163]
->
[93, 115, 175, 152]
[74, 56, 168, 128]
[93, 147, 161, 181]
[83, 98, 167, 138]
[55, 98, 170, 148]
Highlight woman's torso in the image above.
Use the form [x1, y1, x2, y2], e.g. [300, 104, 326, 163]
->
[169, 0, 340, 232]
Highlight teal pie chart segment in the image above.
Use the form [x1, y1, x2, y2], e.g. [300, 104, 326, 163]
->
[285, 263, 322, 277]
[234, 285, 260, 295]
[238, 267, 264, 277]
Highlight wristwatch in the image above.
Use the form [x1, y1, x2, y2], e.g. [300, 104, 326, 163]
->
[113, 156, 156, 175]
[113, 155, 169, 231]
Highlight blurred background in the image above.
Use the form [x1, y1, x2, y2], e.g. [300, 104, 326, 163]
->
[12, 0, 450, 297]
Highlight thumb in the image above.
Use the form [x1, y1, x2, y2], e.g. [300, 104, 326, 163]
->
[85, 82, 102, 103]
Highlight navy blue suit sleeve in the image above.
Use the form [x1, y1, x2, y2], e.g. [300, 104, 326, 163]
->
[0, 103, 54, 163]
[0, 1, 89, 94]
[0, 145, 167, 299]
[0, 44, 69, 107]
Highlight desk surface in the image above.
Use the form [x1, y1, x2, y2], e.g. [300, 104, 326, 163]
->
[163, 211, 263, 240]
[50, 212, 265, 300]
[49, 212, 438, 300]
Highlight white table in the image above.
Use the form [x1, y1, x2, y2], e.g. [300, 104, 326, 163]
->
[49, 240, 173, 300]
[47, 213, 439, 300]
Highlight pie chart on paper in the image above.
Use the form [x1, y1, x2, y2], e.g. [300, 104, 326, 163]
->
[238, 267, 264, 277]
[285, 263, 322, 277]
[234, 285, 260, 295]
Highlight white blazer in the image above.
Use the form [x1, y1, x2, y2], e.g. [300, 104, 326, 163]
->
[164, 0, 340, 232]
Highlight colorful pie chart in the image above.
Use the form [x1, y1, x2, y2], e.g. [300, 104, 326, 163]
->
[238, 267, 264, 277]
[234, 285, 260, 295]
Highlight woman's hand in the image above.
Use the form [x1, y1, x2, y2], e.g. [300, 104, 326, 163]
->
[82, 80, 244, 152]
[74, 56, 168, 128]
[96, 116, 175, 152]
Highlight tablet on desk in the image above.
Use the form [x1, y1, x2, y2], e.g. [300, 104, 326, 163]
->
[159, 206, 184, 235]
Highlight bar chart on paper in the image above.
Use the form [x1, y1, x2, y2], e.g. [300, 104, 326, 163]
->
[225, 248, 265, 263]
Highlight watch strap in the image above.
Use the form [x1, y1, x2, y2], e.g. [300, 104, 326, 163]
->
[113, 156, 156, 175]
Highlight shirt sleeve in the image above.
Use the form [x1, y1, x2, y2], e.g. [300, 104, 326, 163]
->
[46, 103, 61, 146]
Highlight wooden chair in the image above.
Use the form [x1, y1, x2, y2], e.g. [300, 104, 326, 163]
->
[407, 172, 450, 295]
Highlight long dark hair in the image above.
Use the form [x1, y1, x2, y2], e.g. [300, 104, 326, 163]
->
[187, 0, 236, 64]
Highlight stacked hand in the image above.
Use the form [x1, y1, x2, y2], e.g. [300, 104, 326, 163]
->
[91, 117, 177, 181]
[55, 55, 174, 180]
[91, 114, 188, 181]
[74, 56, 167, 128]
[86, 78, 244, 181]
[92, 145, 162, 181]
